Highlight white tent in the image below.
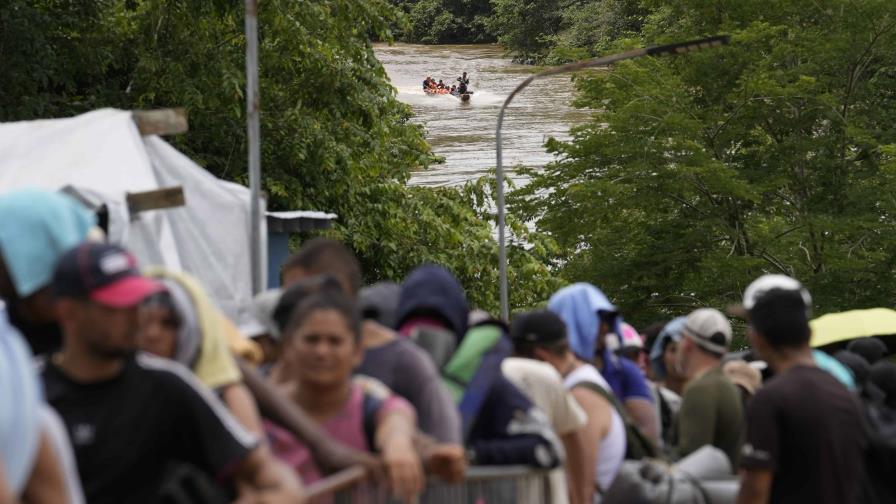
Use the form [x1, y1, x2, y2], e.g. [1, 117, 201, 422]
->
[0, 108, 265, 331]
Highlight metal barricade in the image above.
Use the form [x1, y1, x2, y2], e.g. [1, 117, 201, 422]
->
[306, 465, 553, 504]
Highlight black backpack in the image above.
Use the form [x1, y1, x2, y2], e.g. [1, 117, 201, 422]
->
[573, 381, 660, 461]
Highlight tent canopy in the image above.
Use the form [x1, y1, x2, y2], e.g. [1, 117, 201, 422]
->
[0, 108, 263, 331]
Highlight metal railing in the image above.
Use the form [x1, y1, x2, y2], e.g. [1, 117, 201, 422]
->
[306, 465, 552, 504]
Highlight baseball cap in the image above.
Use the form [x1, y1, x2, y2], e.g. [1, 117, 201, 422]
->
[682, 308, 732, 355]
[359, 282, 401, 329]
[728, 274, 812, 319]
[606, 322, 643, 351]
[510, 310, 567, 346]
[53, 243, 163, 308]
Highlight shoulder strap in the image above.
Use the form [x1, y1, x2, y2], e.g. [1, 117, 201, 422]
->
[361, 392, 382, 452]
[572, 381, 660, 460]
[573, 381, 630, 421]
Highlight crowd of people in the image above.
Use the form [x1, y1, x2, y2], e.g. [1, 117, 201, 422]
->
[1, 188, 895, 504]
[422, 72, 471, 95]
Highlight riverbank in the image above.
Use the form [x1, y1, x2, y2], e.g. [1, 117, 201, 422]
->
[374, 43, 589, 187]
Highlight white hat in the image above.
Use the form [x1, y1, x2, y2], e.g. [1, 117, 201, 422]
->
[729, 274, 812, 318]
[683, 308, 732, 355]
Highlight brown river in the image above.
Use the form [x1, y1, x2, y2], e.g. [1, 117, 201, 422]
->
[374, 43, 590, 187]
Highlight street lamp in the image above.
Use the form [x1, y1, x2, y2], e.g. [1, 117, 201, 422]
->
[494, 35, 730, 320]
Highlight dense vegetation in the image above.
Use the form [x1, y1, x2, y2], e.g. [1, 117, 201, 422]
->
[511, 0, 896, 327]
[391, 0, 494, 44]
[5, 0, 896, 329]
[0, 0, 560, 313]
[391, 0, 647, 63]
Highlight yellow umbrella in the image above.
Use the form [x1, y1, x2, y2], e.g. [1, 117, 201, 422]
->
[810, 308, 896, 348]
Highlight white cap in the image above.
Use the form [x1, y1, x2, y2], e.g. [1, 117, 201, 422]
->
[683, 308, 732, 355]
[735, 274, 812, 317]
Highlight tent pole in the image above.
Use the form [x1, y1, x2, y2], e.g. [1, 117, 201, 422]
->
[245, 0, 262, 294]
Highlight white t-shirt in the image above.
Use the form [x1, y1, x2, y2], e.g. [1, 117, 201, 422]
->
[563, 364, 627, 494]
[503, 358, 587, 504]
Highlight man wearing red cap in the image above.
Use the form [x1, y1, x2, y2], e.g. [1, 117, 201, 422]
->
[41, 243, 303, 504]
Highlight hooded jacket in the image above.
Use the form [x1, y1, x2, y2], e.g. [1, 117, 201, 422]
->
[145, 269, 261, 390]
[395, 264, 469, 338]
[549, 283, 653, 403]
[396, 265, 562, 468]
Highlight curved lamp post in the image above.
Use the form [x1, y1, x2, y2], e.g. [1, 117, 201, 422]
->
[495, 35, 730, 320]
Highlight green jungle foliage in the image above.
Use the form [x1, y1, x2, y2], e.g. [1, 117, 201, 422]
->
[391, 0, 495, 44]
[0, 0, 560, 313]
[511, 0, 896, 327]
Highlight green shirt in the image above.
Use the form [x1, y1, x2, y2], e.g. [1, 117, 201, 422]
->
[675, 366, 745, 470]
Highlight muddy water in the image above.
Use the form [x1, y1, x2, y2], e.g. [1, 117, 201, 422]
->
[374, 43, 589, 187]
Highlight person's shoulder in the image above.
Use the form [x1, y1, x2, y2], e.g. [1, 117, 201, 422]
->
[133, 352, 207, 391]
[353, 374, 394, 401]
[683, 368, 729, 396]
[391, 336, 431, 360]
[389, 337, 442, 375]
[572, 362, 609, 386]
[752, 367, 812, 402]
[502, 357, 563, 383]
[619, 357, 648, 382]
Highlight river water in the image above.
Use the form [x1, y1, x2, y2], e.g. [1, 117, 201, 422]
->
[374, 44, 589, 187]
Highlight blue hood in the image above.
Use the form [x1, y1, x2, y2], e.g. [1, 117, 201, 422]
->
[0, 190, 95, 298]
[649, 316, 686, 380]
[547, 283, 620, 361]
[395, 265, 469, 338]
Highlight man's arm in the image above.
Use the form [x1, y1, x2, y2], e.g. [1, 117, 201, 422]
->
[404, 346, 462, 444]
[220, 383, 264, 435]
[412, 433, 465, 484]
[158, 358, 304, 504]
[0, 462, 13, 504]
[570, 387, 611, 501]
[234, 445, 305, 504]
[21, 429, 68, 504]
[237, 359, 381, 476]
[376, 410, 424, 504]
[736, 469, 772, 504]
[624, 398, 659, 442]
[560, 430, 587, 504]
[619, 361, 660, 442]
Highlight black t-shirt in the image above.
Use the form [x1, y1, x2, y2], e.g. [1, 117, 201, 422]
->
[741, 365, 866, 504]
[43, 353, 257, 504]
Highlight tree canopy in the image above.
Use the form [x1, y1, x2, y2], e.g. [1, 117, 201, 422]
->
[511, 0, 896, 327]
[1, 0, 559, 313]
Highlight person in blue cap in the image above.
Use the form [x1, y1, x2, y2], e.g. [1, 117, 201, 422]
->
[0, 189, 96, 356]
[548, 283, 659, 443]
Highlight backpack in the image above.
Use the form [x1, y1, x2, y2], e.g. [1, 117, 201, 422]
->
[574, 381, 660, 461]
